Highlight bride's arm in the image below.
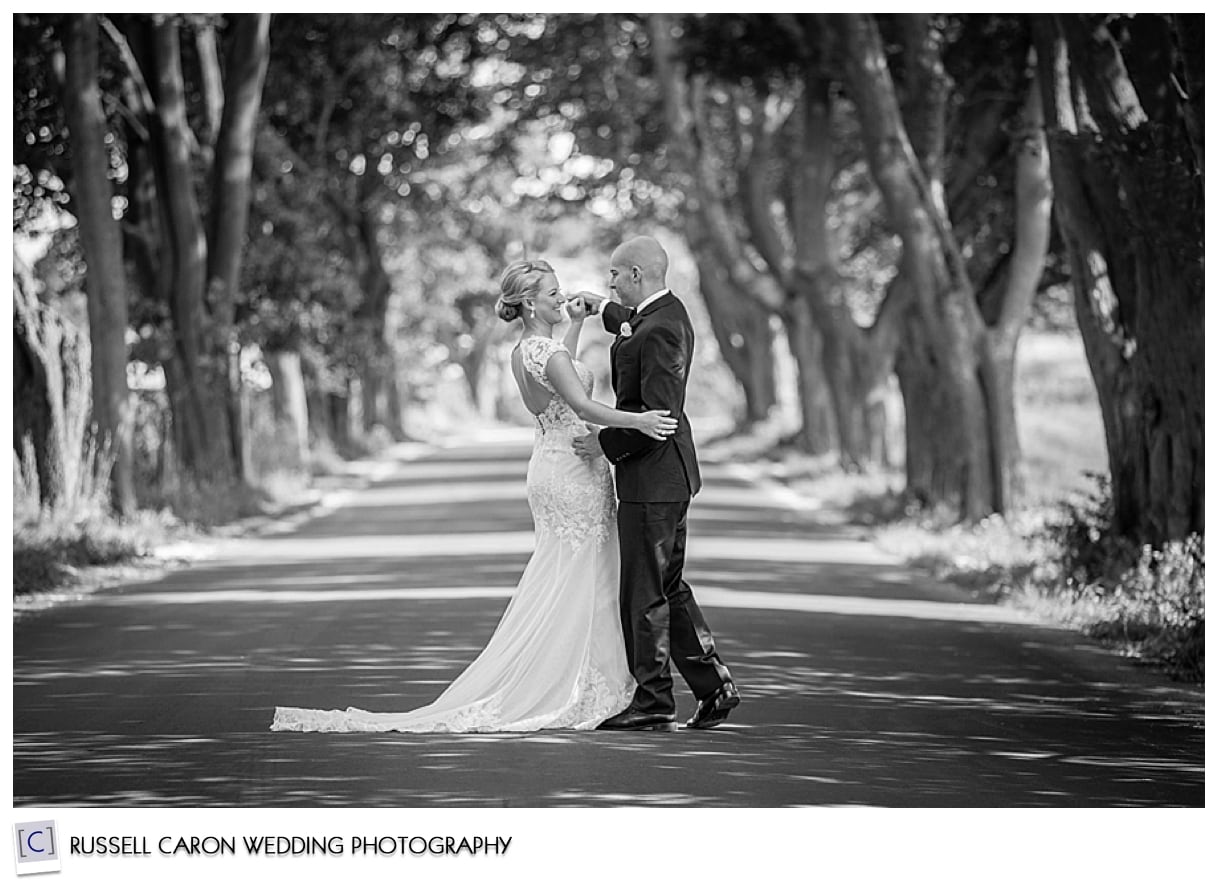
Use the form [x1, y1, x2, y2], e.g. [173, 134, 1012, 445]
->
[561, 301, 586, 354]
[544, 350, 676, 440]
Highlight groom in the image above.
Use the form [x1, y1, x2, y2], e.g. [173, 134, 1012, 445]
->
[574, 236, 740, 732]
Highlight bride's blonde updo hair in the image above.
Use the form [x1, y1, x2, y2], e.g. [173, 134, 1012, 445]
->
[497, 259, 555, 323]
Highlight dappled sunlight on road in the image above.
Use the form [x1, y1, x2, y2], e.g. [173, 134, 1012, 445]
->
[203, 530, 900, 566]
[377, 460, 527, 482]
[13, 440, 1204, 808]
[697, 587, 1034, 624]
[89, 586, 517, 606]
[79, 582, 1035, 626]
[336, 482, 528, 507]
[16, 591, 1204, 807]
[691, 484, 821, 512]
[13, 697, 1202, 807]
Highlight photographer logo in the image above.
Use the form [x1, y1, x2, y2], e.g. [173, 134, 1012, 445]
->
[12, 821, 60, 876]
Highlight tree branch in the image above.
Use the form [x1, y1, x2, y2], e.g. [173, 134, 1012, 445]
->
[991, 68, 1052, 344]
[649, 14, 786, 310]
[206, 13, 271, 310]
[99, 15, 155, 116]
[735, 87, 793, 285]
[194, 19, 224, 147]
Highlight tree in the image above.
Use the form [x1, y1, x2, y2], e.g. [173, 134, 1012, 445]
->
[832, 14, 1052, 516]
[105, 13, 270, 485]
[13, 260, 92, 510]
[1034, 14, 1203, 544]
[61, 13, 136, 515]
[686, 214, 778, 425]
[261, 14, 493, 442]
[649, 14, 931, 463]
[650, 14, 836, 452]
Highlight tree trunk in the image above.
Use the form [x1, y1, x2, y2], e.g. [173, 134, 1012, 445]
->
[978, 342, 1023, 511]
[141, 14, 269, 487]
[1035, 14, 1203, 544]
[460, 351, 488, 416]
[793, 265, 902, 471]
[383, 367, 407, 440]
[689, 233, 777, 425]
[207, 13, 271, 483]
[822, 332, 894, 472]
[360, 367, 381, 436]
[895, 309, 964, 510]
[63, 13, 136, 516]
[836, 14, 999, 519]
[354, 192, 407, 441]
[300, 349, 333, 449]
[151, 17, 225, 480]
[650, 14, 792, 432]
[976, 75, 1054, 511]
[13, 267, 92, 510]
[743, 63, 902, 467]
[782, 298, 836, 455]
[328, 383, 353, 452]
[359, 350, 407, 440]
[266, 348, 309, 468]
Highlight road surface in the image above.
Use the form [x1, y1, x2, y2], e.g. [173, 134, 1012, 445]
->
[13, 432, 1204, 807]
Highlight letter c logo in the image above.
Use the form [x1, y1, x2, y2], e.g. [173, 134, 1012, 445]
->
[26, 830, 45, 853]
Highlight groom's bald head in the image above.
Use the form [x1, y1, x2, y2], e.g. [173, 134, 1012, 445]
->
[609, 236, 669, 306]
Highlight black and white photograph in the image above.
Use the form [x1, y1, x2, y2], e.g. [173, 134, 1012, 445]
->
[7, 9, 1206, 874]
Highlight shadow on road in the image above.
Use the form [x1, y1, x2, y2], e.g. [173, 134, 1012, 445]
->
[13, 440, 1205, 807]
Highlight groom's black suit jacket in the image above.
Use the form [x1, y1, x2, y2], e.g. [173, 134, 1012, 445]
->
[599, 293, 702, 503]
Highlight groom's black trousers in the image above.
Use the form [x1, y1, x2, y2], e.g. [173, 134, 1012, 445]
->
[617, 500, 731, 716]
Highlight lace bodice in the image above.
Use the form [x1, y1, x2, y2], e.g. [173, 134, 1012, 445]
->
[520, 337, 595, 450]
[519, 335, 616, 552]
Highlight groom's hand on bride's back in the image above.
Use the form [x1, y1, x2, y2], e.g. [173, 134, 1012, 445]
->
[572, 430, 604, 461]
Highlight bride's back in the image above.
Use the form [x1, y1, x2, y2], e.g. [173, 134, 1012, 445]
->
[510, 345, 555, 416]
[512, 337, 598, 451]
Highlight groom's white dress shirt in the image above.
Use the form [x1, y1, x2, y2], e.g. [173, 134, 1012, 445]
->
[630, 288, 671, 314]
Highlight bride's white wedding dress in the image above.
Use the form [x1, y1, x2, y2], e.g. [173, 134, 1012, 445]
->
[270, 336, 634, 733]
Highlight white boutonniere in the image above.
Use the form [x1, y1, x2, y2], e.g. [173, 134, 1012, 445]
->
[619, 321, 633, 338]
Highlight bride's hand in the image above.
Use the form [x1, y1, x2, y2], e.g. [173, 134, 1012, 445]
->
[637, 409, 678, 440]
[565, 296, 590, 321]
[573, 290, 606, 312]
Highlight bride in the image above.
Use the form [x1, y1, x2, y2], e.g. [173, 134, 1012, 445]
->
[271, 259, 674, 733]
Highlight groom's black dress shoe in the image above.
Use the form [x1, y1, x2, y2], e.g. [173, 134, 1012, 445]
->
[685, 681, 740, 729]
[597, 708, 678, 732]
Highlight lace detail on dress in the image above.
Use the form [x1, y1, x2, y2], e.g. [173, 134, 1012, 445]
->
[271, 640, 632, 734]
[518, 336, 615, 552]
[405, 695, 505, 734]
[528, 465, 614, 552]
[550, 658, 636, 731]
[272, 695, 507, 734]
[520, 336, 567, 392]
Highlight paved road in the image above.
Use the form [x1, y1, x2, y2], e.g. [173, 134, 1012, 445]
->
[13, 433, 1204, 806]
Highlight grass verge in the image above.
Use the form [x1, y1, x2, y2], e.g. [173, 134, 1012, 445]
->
[13, 467, 324, 605]
[867, 491, 1203, 682]
[13, 509, 189, 598]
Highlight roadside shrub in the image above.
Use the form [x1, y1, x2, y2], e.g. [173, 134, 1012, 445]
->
[1046, 474, 1204, 679]
[1051, 473, 1140, 592]
[12, 509, 178, 596]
